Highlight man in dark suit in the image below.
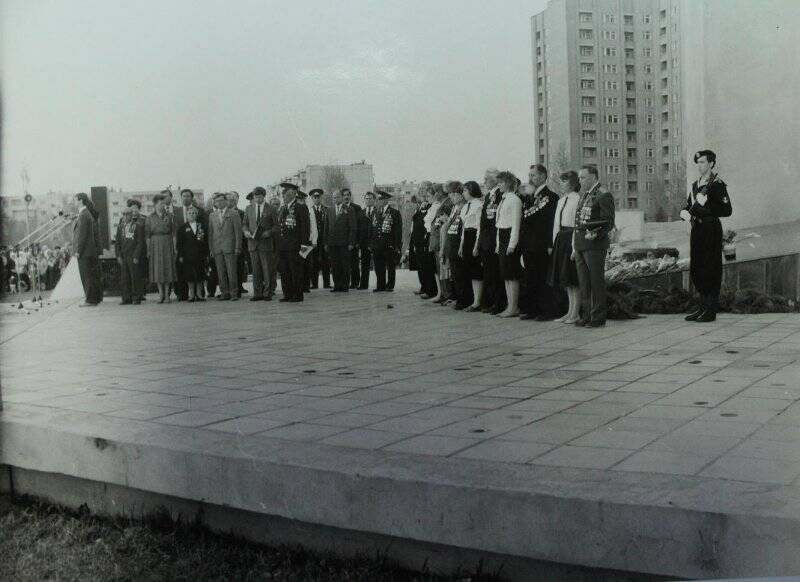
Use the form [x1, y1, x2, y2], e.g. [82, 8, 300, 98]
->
[277, 183, 311, 302]
[72, 192, 103, 306]
[207, 192, 243, 300]
[370, 191, 403, 292]
[227, 191, 249, 296]
[342, 188, 363, 289]
[519, 164, 560, 320]
[307, 189, 331, 289]
[574, 165, 615, 327]
[115, 199, 146, 305]
[325, 189, 357, 292]
[358, 191, 376, 289]
[243, 186, 278, 301]
[173, 189, 206, 300]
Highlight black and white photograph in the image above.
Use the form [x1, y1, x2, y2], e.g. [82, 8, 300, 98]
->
[2, 1, 800, 580]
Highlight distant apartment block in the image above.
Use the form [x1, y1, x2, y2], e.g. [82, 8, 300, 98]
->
[532, 0, 684, 219]
[280, 162, 375, 205]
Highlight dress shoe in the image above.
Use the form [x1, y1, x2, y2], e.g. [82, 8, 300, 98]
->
[588, 320, 606, 328]
[420, 294, 432, 299]
[684, 308, 704, 321]
[230, 296, 239, 301]
[263, 295, 272, 301]
[464, 305, 481, 312]
[535, 315, 554, 322]
[358, 285, 369, 290]
[695, 310, 716, 322]
[519, 313, 537, 320]
[217, 294, 230, 301]
[79, 302, 98, 307]
[373, 288, 386, 293]
[575, 319, 589, 327]
[249, 296, 263, 302]
[133, 300, 141, 305]
[413, 290, 423, 295]
[279, 297, 291, 302]
[454, 304, 467, 311]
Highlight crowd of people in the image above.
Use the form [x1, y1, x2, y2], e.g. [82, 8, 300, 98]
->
[1, 243, 71, 294]
[65, 149, 730, 325]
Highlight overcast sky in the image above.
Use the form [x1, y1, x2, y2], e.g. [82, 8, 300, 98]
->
[1, 0, 548, 197]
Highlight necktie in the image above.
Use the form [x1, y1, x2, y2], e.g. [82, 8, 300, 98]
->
[257, 204, 261, 223]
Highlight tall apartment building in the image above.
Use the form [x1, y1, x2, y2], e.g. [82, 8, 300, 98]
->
[280, 162, 375, 206]
[532, 0, 684, 219]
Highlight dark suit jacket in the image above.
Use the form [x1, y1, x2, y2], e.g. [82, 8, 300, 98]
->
[114, 218, 146, 261]
[73, 209, 100, 258]
[519, 186, 559, 254]
[326, 204, 357, 247]
[370, 206, 403, 251]
[278, 200, 311, 252]
[176, 221, 209, 266]
[311, 204, 330, 245]
[685, 174, 732, 222]
[243, 202, 279, 252]
[207, 208, 243, 255]
[573, 184, 616, 251]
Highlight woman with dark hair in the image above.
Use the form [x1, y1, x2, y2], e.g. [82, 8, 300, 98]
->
[176, 205, 208, 302]
[680, 149, 732, 322]
[549, 171, 582, 323]
[145, 193, 177, 303]
[427, 183, 452, 303]
[494, 171, 523, 317]
[473, 169, 506, 314]
[72, 192, 104, 306]
[442, 181, 466, 308]
[409, 182, 434, 295]
[459, 180, 483, 311]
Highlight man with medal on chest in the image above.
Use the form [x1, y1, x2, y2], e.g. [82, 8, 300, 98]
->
[519, 163, 559, 321]
[572, 165, 615, 327]
[277, 183, 311, 302]
[370, 190, 403, 292]
[243, 186, 279, 302]
[307, 189, 331, 289]
[680, 149, 732, 323]
[115, 200, 146, 305]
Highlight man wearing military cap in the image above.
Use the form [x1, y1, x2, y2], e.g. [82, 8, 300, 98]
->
[307, 188, 330, 289]
[277, 183, 311, 302]
[370, 190, 403, 292]
[115, 199, 146, 305]
[243, 186, 279, 301]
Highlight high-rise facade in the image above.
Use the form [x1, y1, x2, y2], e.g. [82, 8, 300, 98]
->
[532, 0, 684, 219]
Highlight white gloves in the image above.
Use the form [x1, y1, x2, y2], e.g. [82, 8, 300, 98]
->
[679, 209, 691, 222]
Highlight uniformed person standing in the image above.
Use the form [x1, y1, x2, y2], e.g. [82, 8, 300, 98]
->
[680, 149, 732, 323]
[115, 201, 146, 305]
[370, 191, 403, 292]
[277, 183, 311, 302]
[308, 189, 331, 289]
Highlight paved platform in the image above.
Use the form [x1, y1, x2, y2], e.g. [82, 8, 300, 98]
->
[2, 271, 800, 579]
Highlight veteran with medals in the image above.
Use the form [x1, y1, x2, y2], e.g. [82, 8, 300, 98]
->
[115, 199, 146, 305]
[277, 183, 311, 302]
[370, 190, 403, 292]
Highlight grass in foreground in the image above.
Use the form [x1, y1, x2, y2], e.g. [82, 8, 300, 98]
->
[0, 494, 506, 582]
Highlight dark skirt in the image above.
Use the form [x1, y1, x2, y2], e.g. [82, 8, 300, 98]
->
[461, 228, 482, 280]
[689, 218, 723, 297]
[179, 257, 206, 283]
[548, 228, 578, 288]
[497, 228, 522, 281]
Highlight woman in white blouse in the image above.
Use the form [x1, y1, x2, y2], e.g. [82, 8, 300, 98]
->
[548, 171, 582, 323]
[441, 181, 465, 307]
[494, 171, 523, 317]
[458, 181, 484, 311]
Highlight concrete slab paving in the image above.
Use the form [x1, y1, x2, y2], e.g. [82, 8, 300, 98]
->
[3, 271, 800, 579]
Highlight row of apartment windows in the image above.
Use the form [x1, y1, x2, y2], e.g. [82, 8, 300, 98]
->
[579, 29, 662, 42]
[583, 147, 662, 158]
[579, 12, 655, 25]
[582, 129, 675, 143]
[578, 46, 677, 60]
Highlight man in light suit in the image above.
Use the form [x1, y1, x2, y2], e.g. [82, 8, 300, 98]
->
[325, 189, 357, 292]
[207, 191, 243, 301]
[72, 192, 103, 306]
[243, 186, 278, 301]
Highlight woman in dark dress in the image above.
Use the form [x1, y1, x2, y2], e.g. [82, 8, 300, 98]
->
[176, 205, 208, 302]
[680, 149, 732, 323]
[459, 180, 483, 311]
